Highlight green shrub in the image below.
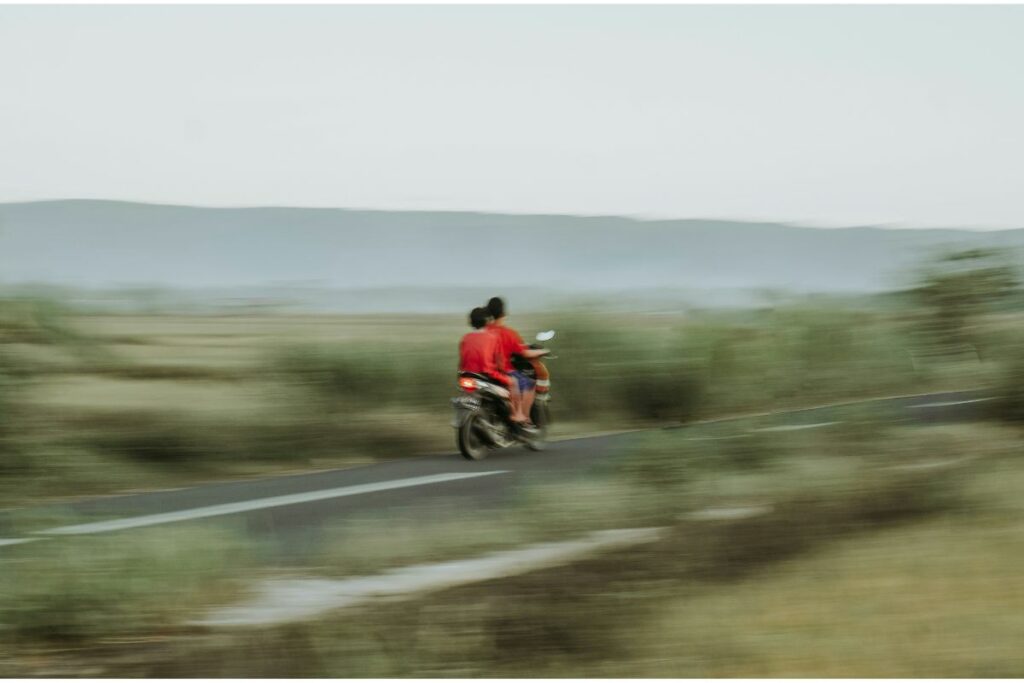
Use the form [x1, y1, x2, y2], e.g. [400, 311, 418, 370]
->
[614, 361, 703, 422]
[617, 432, 696, 493]
[0, 296, 87, 347]
[267, 305, 926, 434]
[675, 306, 918, 414]
[0, 527, 248, 645]
[271, 343, 453, 411]
[990, 349, 1024, 423]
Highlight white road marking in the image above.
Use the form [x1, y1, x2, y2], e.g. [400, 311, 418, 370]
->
[36, 471, 509, 537]
[749, 421, 840, 433]
[886, 456, 977, 471]
[549, 428, 647, 442]
[910, 397, 996, 409]
[193, 526, 666, 627]
[684, 505, 774, 521]
[682, 388, 988, 428]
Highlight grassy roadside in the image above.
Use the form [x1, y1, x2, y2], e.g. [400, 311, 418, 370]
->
[0, 525, 252, 678]
[2, 417, 1015, 677]
[620, 451, 1024, 677]
[156, 421, 1016, 679]
[3, 302, 1012, 509]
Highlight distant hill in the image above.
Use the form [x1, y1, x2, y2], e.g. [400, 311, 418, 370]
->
[2, 200, 1022, 305]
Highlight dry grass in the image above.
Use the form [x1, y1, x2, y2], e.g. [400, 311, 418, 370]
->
[628, 457, 1024, 677]
[23, 375, 278, 417]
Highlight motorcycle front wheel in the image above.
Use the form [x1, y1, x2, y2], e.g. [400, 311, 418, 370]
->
[525, 402, 550, 451]
[457, 413, 490, 460]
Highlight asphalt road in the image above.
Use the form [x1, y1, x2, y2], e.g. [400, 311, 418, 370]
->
[0, 388, 994, 558]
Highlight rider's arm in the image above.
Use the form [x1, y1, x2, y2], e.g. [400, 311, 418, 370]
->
[509, 328, 548, 359]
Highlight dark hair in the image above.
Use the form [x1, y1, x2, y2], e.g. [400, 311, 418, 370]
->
[469, 307, 491, 329]
[486, 296, 506, 320]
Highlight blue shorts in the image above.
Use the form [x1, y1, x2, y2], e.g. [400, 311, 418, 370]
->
[510, 370, 536, 393]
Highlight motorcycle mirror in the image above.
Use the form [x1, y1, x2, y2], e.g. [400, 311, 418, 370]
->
[536, 330, 556, 342]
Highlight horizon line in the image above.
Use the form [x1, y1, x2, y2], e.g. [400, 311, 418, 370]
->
[1, 196, 1021, 233]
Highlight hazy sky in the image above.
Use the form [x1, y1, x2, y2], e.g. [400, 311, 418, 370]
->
[1, 5, 1022, 228]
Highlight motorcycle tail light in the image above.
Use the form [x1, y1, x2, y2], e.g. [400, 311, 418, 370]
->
[458, 377, 478, 391]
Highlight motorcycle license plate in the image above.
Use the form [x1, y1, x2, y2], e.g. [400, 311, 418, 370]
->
[455, 395, 481, 409]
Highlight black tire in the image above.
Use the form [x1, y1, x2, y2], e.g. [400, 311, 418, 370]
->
[525, 402, 550, 451]
[457, 413, 490, 460]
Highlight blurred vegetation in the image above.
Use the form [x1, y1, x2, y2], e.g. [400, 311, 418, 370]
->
[0, 526, 248, 650]
[0, 296, 81, 348]
[0, 406, 1019, 676]
[270, 341, 454, 412]
[263, 299, 993, 432]
[992, 349, 1024, 423]
[553, 305, 922, 421]
[26, 419, 1008, 678]
[273, 426, 1008, 677]
[911, 247, 1021, 355]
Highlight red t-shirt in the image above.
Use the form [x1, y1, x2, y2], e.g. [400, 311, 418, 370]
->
[458, 329, 509, 385]
[490, 324, 528, 373]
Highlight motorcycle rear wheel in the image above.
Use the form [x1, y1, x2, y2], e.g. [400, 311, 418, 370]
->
[458, 413, 490, 460]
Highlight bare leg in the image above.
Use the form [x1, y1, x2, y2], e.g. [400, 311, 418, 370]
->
[506, 377, 525, 422]
[522, 387, 536, 425]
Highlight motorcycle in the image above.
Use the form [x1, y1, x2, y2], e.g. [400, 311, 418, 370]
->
[451, 330, 556, 460]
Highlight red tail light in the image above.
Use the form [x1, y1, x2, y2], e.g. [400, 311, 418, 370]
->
[458, 377, 478, 392]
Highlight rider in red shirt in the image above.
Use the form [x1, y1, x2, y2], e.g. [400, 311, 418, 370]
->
[458, 307, 510, 387]
[486, 297, 549, 424]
